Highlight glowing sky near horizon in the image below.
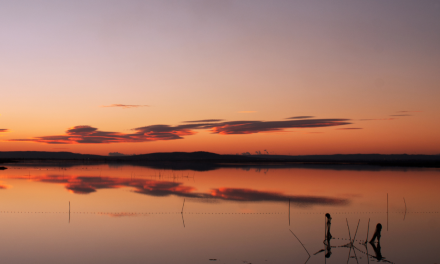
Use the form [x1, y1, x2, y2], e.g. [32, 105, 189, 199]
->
[1, 0, 440, 155]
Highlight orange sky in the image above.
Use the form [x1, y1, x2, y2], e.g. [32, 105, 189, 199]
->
[1, 1, 439, 155]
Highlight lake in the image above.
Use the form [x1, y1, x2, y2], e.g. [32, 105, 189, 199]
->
[0, 163, 439, 264]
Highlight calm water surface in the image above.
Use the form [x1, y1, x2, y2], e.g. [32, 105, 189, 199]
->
[0, 164, 439, 264]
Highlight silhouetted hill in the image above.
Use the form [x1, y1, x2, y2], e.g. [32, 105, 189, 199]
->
[251, 153, 440, 162]
[121, 151, 253, 162]
[0, 151, 253, 162]
[0, 151, 103, 160]
[250, 154, 440, 167]
[0, 151, 439, 168]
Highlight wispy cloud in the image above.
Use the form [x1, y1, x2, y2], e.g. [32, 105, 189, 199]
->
[360, 118, 397, 121]
[101, 104, 149, 109]
[238, 111, 257, 113]
[8, 117, 353, 144]
[0, 129, 9, 133]
[210, 119, 351, 134]
[9, 125, 193, 144]
[287, 116, 315, 119]
[389, 110, 421, 117]
[183, 119, 224, 123]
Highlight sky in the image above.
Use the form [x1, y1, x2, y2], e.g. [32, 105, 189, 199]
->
[1, 0, 439, 155]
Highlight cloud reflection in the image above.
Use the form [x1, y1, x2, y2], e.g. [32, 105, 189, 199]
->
[210, 188, 348, 205]
[8, 174, 348, 206]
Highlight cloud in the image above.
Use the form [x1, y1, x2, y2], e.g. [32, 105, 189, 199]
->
[8, 125, 195, 144]
[360, 118, 397, 121]
[389, 111, 422, 117]
[209, 119, 351, 134]
[0, 129, 9, 133]
[8, 118, 352, 144]
[238, 111, 257, 113]
[287, 116, 315, 119]
[183, 119, 224, 123]
[101, 104, 149, 109]
[68, 126, 98, 135]
[335, 128, 362, 130]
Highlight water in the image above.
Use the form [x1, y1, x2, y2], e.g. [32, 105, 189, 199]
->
[1, 163, 439, 264]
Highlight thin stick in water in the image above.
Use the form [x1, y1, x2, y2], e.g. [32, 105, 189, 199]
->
[387, 193, 389, 231]
[289, 229, 311, 257]
[181, 199, 185, 214]
[365, 218, 370, 244]
[346, 218, 352, 242]
[288, 199, 290, 226]
[345, 219, 353, 264]
[352, 219, 360, 242]
[403, 197, 407, 221]
[181, 213, 185, 228]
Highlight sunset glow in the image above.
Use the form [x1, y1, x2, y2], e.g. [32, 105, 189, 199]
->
[0, 0, 439, 155]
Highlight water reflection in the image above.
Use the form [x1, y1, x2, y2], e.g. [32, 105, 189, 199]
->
[210, 188, 348, 205]
[314, 214, 334, 259]
[5, 174, 349, 206]
[370, 242, 384, 262]
[0, 165, 439, 264]
[314, 217, 391, 263]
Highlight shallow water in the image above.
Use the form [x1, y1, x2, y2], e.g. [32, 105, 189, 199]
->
[0, 163, 439, 264]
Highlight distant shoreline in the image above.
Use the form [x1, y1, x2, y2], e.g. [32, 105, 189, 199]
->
[1, 151, 440, 169]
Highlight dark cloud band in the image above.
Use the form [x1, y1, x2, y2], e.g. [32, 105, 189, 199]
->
[8, 117, 352, 144]
[286, 116, 315, 119]
[183, 119, 224, 123]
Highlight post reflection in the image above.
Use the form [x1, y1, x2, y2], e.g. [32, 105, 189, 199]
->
[314, 217, 391, 263]
[314, 213, 334, 259]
